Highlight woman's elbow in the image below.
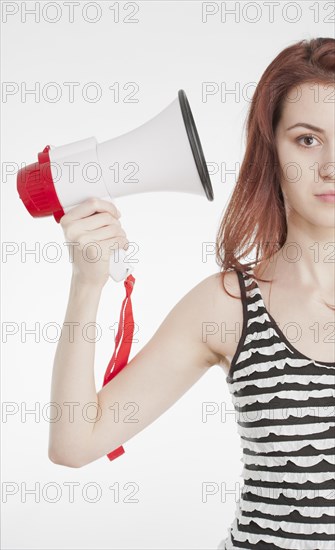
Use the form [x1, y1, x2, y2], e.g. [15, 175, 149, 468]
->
[48, 448, 84, 468]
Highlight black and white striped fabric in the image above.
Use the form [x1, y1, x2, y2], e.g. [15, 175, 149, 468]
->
[217, 268, 335, 550]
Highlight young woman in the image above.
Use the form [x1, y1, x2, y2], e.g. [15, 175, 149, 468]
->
[49, 37, 335, 549]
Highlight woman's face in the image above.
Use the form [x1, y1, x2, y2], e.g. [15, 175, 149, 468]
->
[274, 81, 335, 229]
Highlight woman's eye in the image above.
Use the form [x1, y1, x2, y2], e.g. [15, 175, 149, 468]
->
[296, 134, 320, 148]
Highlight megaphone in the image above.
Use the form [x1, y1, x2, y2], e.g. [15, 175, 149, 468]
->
[17, 89, 214, 282]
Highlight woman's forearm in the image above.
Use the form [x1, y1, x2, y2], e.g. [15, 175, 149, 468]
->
[48, 274, 104, 467]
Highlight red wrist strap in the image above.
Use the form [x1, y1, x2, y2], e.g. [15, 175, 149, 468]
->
[102, 273, 136, 461]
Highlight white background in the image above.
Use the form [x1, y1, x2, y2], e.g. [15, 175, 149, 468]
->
[1, 1, 333, 549]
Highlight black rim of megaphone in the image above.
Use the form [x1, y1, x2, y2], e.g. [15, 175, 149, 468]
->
[178, 89, 214, 201]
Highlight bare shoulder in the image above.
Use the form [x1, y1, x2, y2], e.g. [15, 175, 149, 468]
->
[191, 270, 241, 312]
[203, 270, 241, 299]
[187, 270, 243, 369]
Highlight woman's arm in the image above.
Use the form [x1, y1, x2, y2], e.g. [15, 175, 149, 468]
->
[48, 273, 223, 468]
[48, 275, 105, 466]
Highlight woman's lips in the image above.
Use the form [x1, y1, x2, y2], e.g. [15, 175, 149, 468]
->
[315, 194, 335, 203]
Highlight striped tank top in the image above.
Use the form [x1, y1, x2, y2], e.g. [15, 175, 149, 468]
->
[217, 268, 335, 550]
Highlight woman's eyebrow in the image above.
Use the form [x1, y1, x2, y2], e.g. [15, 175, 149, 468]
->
[286, 122, 325, 133]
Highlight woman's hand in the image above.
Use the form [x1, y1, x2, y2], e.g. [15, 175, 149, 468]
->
[59, 197, 129, 288]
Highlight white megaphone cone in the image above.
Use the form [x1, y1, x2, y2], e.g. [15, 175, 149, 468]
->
[17, 90, 214, 282]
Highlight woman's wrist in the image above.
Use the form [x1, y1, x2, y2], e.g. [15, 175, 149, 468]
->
[70, 273, 106, 294]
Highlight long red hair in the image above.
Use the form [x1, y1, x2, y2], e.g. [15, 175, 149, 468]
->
[215, 37, 335, 308]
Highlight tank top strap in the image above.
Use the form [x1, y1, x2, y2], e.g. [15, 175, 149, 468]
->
[235, 267, 268, 321]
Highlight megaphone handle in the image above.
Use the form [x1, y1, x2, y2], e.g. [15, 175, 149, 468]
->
[109, 247, 135, 283]
[62, 201, 135, 283]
